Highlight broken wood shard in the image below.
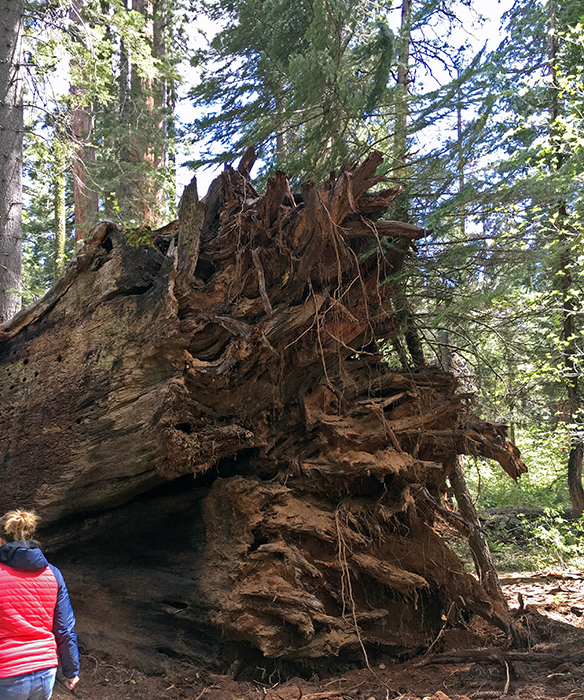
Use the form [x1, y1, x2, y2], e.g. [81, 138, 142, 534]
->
[0, 151, 525, 665]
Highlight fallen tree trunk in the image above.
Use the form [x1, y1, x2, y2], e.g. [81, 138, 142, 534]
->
[0, 149, 526, 667]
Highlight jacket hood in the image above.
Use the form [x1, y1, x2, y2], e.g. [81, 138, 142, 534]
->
[0, 541, 49, 570]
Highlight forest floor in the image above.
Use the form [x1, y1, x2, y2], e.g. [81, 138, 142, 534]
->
[52, 572, 584, 700]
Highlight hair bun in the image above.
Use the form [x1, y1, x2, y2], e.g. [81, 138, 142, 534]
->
[1, 510, 39, 541]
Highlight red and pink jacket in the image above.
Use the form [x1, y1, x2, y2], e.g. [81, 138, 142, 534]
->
[0, 541, 79, 679]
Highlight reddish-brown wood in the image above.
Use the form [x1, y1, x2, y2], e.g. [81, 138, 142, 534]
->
[0, 153, 525, 668]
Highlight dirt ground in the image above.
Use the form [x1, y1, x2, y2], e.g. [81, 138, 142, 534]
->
[52, 573, 584, 700]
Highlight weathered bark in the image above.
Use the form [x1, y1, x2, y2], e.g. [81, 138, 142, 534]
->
[134, 0, 165, 227]
[153, 0, 170, 208]
[0, 152, 525, 668]
[0, 0, 23, 323]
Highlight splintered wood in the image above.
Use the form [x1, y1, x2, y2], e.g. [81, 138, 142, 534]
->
[0, 149, 526, 662]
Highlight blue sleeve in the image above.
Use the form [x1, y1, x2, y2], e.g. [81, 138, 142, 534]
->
[49, 564, 80, 678]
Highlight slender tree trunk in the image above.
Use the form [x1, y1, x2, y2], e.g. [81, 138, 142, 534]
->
[274, 90, 287, 166]
[0, 0, 23, 324]
[166, 77, 177, 217]
[164, 0, 177, 215]
[393, 0, 411, 198]
[118, 21, 133, 222]
[448, 456, 508, 610]
[70, 90, 98, 244]
[390, 0, 425, 367]
[456, 66, 465, 238]
[559, 216, 584, 516]
[99, 0, 117, 219]
[548, 0, 584, 516]
[152, 0, 168, 220]
[69, 0, 98, 246]
[441, 334, 507, 610]
[134, 0, 156, 227]
[53, 152, 67, 279]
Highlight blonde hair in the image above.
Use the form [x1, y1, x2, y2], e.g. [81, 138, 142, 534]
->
[0, 510, 40, 542]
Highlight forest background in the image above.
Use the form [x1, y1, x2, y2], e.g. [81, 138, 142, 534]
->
[0, 0, 583, 570]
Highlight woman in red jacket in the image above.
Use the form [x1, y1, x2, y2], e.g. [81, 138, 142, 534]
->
[0, 510, 79, 700]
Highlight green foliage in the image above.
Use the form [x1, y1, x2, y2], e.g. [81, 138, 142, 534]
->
[188, 0, 377, 182]
[480, 508, 584, 571]
[21, 117, 76, 303]
[466, 425, 571, 510]
[403, 0, 584, 515]
[23, 0, 182, 232]
[187, 0, 487, 189]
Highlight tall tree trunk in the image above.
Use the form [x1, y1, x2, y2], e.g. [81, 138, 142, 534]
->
[163, 0, 177, 217]
[118, 22, 133, 222]
[456, 66, 465, 238]
[441, 330, 507, 612]
[390, 0, 425, 367]
[152, 0, 168, 220]
[548, 0, 584, 516]
[69, 0, 99, 246]
[118, 0, 166, 226]
[393, 0, 411, 198]
[559, 212, 584, 516]
[448, 456, 508, 612]
[134, 0, 156, 227]
[166, 75, 177, 217]
[53, 142, 67, 279]
[99, 0, 117, 219]
[0, 0, 23, 324]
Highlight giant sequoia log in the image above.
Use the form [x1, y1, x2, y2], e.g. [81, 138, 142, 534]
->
[0, 150, 526, 667]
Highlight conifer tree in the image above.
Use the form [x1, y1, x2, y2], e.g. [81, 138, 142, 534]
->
[190, 0, 365, 181]
[477, 0, 584, 514]
[188, 0, 501, 371]
[21, 0, 183, 296]
[412, 0, 584, 513]
[0, 0, 24, 323]
[69, 0, 99, 245]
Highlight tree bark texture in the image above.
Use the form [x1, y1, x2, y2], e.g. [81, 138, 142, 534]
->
[0, 152, 526, 666]
[133, 0, 162, 227]
[0, 0, 23, 323]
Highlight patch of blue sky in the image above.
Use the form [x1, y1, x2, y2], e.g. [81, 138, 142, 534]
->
[175, 0, 515, 199]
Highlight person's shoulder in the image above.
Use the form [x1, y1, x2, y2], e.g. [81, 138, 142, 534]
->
[48, 562, 63, 577]
[47, 562, 67, 587]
